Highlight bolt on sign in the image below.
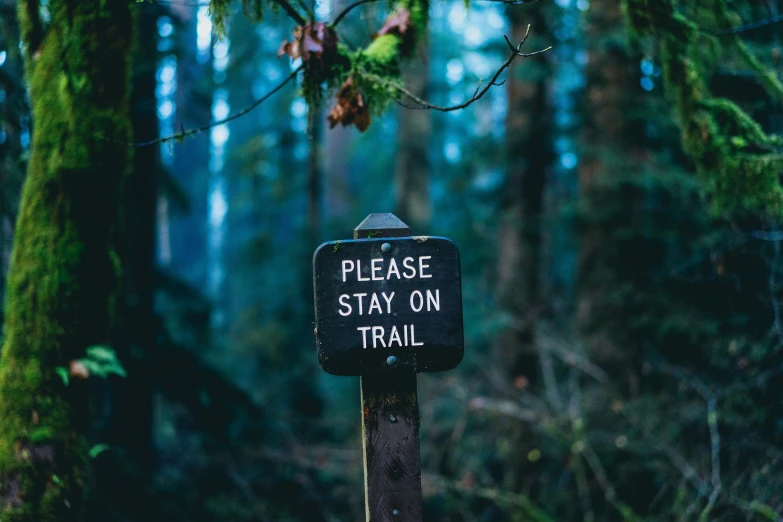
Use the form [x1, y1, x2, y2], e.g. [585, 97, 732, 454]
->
[313, 213, 465, 522]
[313, 221, 464, 375]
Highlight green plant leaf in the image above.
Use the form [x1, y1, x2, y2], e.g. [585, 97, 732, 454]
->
[89, 443, 112, 459]
[30, 426, 54, 442]
[55, 366, 69, 386]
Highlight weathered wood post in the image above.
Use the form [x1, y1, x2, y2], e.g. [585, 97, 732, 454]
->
[313, 213, 464, 522]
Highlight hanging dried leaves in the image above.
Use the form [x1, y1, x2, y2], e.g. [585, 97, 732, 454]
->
[277, 22, 338, 69]
[327, 77, 371, 132]
[69, 360, 90, 379]
[376, 8, 412, 39]
[376, 8, 417, 56]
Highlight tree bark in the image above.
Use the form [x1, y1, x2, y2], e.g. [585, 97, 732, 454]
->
[111, 0, 159, 469]
[0, 0, 132, 519]
[496, 4, 552, 381]
[395, 35, 431, 229]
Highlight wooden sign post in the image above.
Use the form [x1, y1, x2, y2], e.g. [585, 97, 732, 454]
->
[313, 213, 464, 521]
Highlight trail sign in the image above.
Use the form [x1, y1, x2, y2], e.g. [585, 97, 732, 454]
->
[312, 213, 465, 522]
[313, 232, 464, 376]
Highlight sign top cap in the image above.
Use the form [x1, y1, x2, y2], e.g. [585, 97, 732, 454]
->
[354, 213, 411, 239]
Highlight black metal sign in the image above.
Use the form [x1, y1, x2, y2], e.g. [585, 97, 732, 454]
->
[313, 236, 463, 376]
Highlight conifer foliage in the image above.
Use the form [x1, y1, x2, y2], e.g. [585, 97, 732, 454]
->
[623, 0, 783, 216]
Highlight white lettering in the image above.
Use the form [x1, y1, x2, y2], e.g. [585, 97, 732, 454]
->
[419, 256, 432, 278]
[372, 326, 386, 348]
[356, 260, 370, 281]
[338, 294, 352, 316]
[368, 293, 382, 315]
[402, 257, 416, 279]
[381, 291, 395, 313]
[410, 324, 423, 346]
[404, 324, 409, 346]
[371, 258, 384, 281]
[342, 260, 355, 282]
[410, 290, 424, 312]
[386, 258, 401, 279]
[389, 326, 402, 347]
[353, 293, 367, 315]
[426, 289, 440, 311]
[358, 326, 371, 348]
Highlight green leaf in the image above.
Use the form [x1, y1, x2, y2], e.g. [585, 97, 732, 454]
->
[30, 426, 54, 442]
[748, 502, 780, 520]
[89, 443, 112, 459]
[55, 366, 69, 386]
[81, 345, 127, 379]
[86, 345, 117, 362]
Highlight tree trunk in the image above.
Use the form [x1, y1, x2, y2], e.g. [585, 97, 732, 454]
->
[395, 36, 430, 229]
[111, 0, 159, 468]
[0, 0, 132, 519]
[0, 0, 26, 309]
[496, 4, 552, 382]
[577, 0, 640, 390]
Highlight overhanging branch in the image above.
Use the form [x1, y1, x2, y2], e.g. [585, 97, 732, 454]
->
[393, 25, 551, 112]
[126, 66, 302, 147]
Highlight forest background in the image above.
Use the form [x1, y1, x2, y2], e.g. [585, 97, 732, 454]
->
[1, 0, 783, 520]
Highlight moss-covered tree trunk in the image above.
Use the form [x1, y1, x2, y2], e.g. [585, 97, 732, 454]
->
[0, 0, 132, 519]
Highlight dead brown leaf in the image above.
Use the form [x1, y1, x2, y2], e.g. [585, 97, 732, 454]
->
[327, 77, 371, 132]
[69, 360, 89, 379]
[377, 8, 412, 39]
[278, 22, 338, 66]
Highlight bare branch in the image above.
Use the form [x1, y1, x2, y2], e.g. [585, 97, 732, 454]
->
[330, 0, 380, 26]
[274, 0, 308, 26]
[393, 25, 551, 112]
[707, 13, 783, 35]
[126, 66, 302, 147]
[475, 0, 543, 4]
[143, 0, 307, 26]
[655, 362, 723, 517]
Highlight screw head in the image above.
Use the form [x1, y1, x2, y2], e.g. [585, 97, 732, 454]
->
[389, 414, 397, 422]
[392, 509, 400, 516]
[386, 355, 398, 367]
[381, 242, 392, 253]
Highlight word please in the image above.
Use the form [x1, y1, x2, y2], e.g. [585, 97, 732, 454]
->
[341, 256, 432, 282]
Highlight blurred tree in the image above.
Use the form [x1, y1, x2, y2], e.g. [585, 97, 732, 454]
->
[624, 0, 783, 217]
[395, 26, 432, 227]
[0, 0, 26, 311]
[0, 0, 132, 520]
[496, 2, 553, 383]
[578, 0, 642, 389]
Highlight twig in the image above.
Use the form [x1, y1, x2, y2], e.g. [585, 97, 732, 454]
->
[126, 66, 302, 147]
[467, 396, 541, 422]
[539, 334, 564, 411]
[770, 238, 783, 344]
[330, 0, 380, 26]
[424, 473, 557, 522]
[143, 0, 307, 25]
[275, 0, 308, 26]
[141, 0, 210, 6]
[655, 362, 723, 518]
[475, 0, 543, 4]
[706, 13, 783, 35]
[393, 25, 551, 112]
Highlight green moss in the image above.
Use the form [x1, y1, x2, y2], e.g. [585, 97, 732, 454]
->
[623, 0, 783, 217]
[329, 0, 428, 116]
[0, 0, 132, 520]
[362, 34, 401, 68]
